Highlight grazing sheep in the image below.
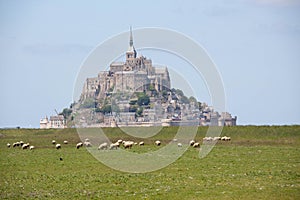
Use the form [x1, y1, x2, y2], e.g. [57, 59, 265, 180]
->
[203, 137, 213, 142]
[189, 140, 195, 146]
[63, 140, 68, 144]
[109, 143, 118, 150]
[139, 141, 145, 146]
[98, 142, 108, 150]
[19, 141, 24, 146]
[29, 145, 35, 150]
[76, 142, 83, 149]
[173, 138, 178, 142]
[117, 139, 123, 144]
[55, 144, 61, 149]
[221, 136, 231, 141]
[155, 140, 161, 146]
[22, 143, 30, 149]
[112, 141, 120, 147]
[52, 140, 56, 145]
[177, 143, 182, 147]
[85, 138, 90, 142]
[7, 143, 11, 148]
[13, 142, 20, 147]
[123, 141, 134, 149]
[84, 141, 92, 147]
[213, 137, 221, 141]
[115, 142, 120, 146]
[193, 142, 200, 148]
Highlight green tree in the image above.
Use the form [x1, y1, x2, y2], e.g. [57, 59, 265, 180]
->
[80, 98, 96, 108]
[95, 107, 101, 113]
[136, 107, 143, 117]
[180, 95, 190, 104]
[60, 108, 72, 119]
[148, 84, 155, 91]
[101, 105, 112, 114]
[137, 93, 150, 106]
[198, 102, 203, 111]
[175, 89, 184, 97]
[129, 105, 138, 112]
[162, 90, 168, 97]
[189, 96, 197, 103]
[129, 99, 138, 105]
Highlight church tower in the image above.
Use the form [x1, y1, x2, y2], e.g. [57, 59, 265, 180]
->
[126, 26, 137, 65]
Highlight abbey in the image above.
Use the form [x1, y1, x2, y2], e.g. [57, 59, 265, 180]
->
[80, 28, 171, 101]
[40, 28, 237, 128]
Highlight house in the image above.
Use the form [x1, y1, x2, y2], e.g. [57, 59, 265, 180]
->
[40, 115, 66, 129]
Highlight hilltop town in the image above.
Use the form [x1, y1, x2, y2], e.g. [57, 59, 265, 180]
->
[40, 28, 236, 128]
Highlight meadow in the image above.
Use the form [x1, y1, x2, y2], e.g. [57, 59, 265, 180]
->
[0, 126, 299, 199]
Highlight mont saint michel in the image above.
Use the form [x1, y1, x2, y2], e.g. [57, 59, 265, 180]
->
[80, 28, 171, 102]
[41, 28, 237, 128]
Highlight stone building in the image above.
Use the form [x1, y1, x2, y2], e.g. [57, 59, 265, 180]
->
[80, 27, 171, 102]
[218, 112, 237, 126]
[40, 115, 66, 129]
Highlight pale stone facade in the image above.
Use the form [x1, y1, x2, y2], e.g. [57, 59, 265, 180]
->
[199, 104, 237, 126]
[80, 28, 170, 102]
[40, 115, 66, 129]
[73, 27, 237, 127]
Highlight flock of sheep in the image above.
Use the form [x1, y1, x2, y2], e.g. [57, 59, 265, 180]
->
[203, 136, 231, 142]
[97, 140, 147, 150]
[7, 141, 35, 150]
[96, 135, 231, 150]
[6, 136, 231, 151]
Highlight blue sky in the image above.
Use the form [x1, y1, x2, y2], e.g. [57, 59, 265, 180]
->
[0, 0, 299, 127]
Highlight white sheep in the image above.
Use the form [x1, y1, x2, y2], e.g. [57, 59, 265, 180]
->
[221, 136, 231, 141]
[189, 140, 195, 146]
[177, 143, 182, 147]
[55, 144, 61, 149]
[7, 143, 11, 148]
[117, 139, 123, 144]
[76, 142, 83, 149]
[155, 140, 161, 146]
[29, 145, 35, 150]
[109, 143, 118, 150]
[139, 141, 145, 146]
[22, 143, 30, 149]
[113, 141, 120, 147]
[85, 138, 90, 142]
[13, 142, 20, 147]
[123, 141, 134, 149]
[52, 140, 56, 144]
[84, 141, 92, 147]
[213, 137, 221, 141]
[19, 141, 24, 146]
[203, 137, 213, 142]
[98, 142, 108, 150]
[193, 142, 200, 148]
[63, 140, 68, 144]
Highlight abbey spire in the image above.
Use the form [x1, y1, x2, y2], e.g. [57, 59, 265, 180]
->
[129, 26, 133, 48]
[126, 26, 137, 61]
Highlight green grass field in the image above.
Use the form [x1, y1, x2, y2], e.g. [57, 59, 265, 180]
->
[0, 126, 299, 199]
